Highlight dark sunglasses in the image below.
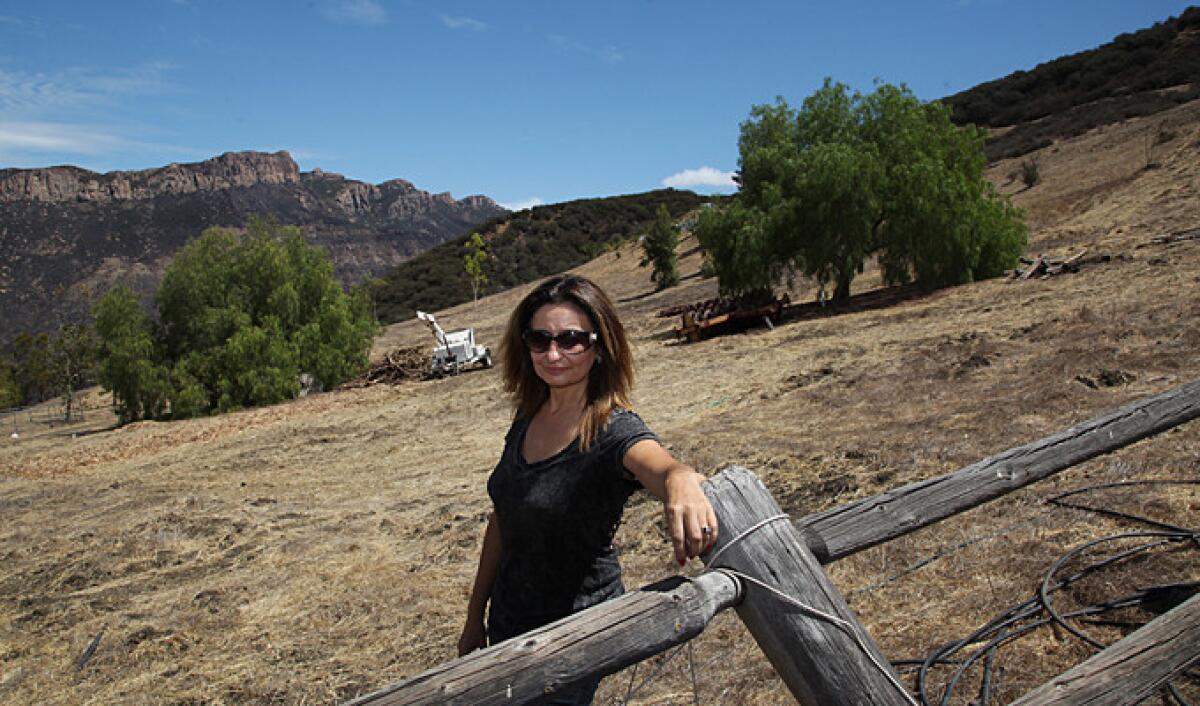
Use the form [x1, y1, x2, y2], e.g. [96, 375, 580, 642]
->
[522, 329, 598, 355]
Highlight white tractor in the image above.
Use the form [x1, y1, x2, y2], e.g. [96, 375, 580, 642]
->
[416, 310, 493, 377]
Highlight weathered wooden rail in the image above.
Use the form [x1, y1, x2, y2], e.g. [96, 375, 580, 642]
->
[1010, 591, 1200, 705]
[348, 379, 1200, 705]
[798, 377, 1200, 563]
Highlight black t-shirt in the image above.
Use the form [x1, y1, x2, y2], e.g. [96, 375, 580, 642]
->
[485, 408, 658, 641]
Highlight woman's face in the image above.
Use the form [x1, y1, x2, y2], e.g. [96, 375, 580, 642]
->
[526, 301, 599, 391]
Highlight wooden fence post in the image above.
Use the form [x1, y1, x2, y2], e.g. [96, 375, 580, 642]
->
[703, 467, 912, 705]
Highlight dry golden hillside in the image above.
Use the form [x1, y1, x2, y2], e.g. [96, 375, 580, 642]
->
[2, 100, 1198, 705]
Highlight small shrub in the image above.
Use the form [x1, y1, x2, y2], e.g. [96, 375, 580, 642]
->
[1020, 157, 1041, 188]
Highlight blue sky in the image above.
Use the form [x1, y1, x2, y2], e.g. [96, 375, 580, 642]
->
[0, 1, 1194, 210]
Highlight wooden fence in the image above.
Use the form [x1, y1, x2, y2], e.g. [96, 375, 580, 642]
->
[349, 379, 1200, 705]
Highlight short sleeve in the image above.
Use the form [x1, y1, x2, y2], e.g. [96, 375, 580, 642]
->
[602, 409, 661, 482]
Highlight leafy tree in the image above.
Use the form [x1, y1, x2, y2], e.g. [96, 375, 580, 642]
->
[463, 232, 489, 303]
[693, 201, 776, 297]
[0, 358, 20, 408]
[50, 322, 97, 421]
[93, 217, 377, 423]
[701, 79, 1027, 301]
[863, 82, 1027, 288]
[639, 205, 680, 290]
[1, 326, 98, 414]
[93, 285, 169, 424]
[8, 332, 55, 404]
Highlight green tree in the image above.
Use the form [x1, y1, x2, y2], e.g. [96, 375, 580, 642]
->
[694, 201, 779, 297]
[2, 326, 97, 413]
[0, 357, 20, 408]
[462, 232, 489, 304]
[93, 217, 377, 423]
[8, 332, 55, 405]
[701, 79, 1027, 302]
[50, 323, 97, 421]
[92, 286, 169, 424]
[639, 205, 681, 290]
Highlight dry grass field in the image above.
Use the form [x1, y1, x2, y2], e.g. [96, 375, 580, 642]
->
[3, 100, 1199, 705]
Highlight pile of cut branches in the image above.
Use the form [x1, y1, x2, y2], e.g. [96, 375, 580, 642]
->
[342, 346, 429, 387]
[1009, 250, 1098, 280]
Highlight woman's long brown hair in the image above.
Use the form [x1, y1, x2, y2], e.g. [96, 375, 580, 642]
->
[500, 275, 634, 450]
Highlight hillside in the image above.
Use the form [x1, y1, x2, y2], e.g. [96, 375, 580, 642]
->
[944, 6, 1200, 160]
[1, 89, 1197, 704]
[371, 188, 708, 325]
[0, 151, 505, 340]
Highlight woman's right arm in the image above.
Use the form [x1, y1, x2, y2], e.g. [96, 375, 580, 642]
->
[458, 510, 501, 656]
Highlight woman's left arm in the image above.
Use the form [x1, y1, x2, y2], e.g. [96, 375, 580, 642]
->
[624, 439, 718, 567]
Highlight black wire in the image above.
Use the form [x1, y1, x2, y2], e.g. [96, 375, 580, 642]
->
[977, 632, 1001, 705]
[912, 477, 1199, 705]
[919, 598, 1044, 703]
[935, 599, 1152, 706]
[1048, 479, 1200, 504]
[1039, 532, 1194, 651]
[1078, 617, 1149, 628]
[921, 538, 1143, 706]
[1047, 479, 1200, 536]
[1167, 682, 1196, 706]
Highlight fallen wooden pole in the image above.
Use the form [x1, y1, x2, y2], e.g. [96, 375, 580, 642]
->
[703, 467, 911, 705]
[345, 571, 741, 705]
[797, 379, 1200, 563]
[1009, 591, 1200, 705]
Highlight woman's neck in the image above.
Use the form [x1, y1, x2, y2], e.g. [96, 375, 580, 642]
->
[542, 382, 588, 418]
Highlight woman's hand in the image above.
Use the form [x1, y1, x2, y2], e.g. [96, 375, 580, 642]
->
[457, 617, 487, 656]
[624, 440, 719, 567]
[459, 511, 500, 656]
[662, 467, 718, 565]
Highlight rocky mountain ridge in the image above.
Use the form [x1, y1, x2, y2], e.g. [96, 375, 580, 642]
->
[0, 151, 301, 203]
[0, 151, 506, 339]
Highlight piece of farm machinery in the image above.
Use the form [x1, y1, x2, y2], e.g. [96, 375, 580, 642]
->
[415, 311, 493, 376]
[662, 292, 790, 342]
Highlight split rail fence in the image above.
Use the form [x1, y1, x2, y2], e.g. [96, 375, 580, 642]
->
[349, 379, 1200, 705]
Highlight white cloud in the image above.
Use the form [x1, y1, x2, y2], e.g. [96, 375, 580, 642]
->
[322, 0, 387, 26]
[499, 197, 544, 212]
[0, 62, 199, 167]
[548, 34, 623, 64]
[0, 63, 177, 117]
[0, 121, 206, 163]
[440, 14, 487, 32]
[0, 121, 123, 153]
[662, 166, 738, 190]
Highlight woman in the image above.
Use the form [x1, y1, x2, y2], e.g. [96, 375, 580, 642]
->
[457, 274, 718, 703]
